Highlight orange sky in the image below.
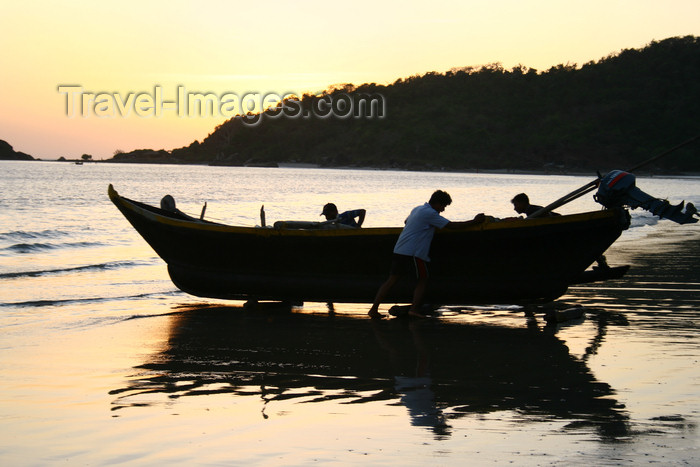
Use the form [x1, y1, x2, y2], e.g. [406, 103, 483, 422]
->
[1, 0, 698, 160]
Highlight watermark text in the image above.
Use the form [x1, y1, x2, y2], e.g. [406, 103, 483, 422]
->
[57, 85, 385, 124]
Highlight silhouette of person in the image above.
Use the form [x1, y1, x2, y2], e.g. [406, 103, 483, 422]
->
[368, 190, 484, 319]
[511, 193, 560, 217]
[320, 203, 366, 227]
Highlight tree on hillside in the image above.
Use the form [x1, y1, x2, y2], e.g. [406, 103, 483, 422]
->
[109, 36, 700, 173]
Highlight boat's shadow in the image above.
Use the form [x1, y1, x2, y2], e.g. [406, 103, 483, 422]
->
[110, 304, 629, 440]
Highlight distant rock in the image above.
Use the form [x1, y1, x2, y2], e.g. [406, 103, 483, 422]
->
[0, 140, 34, 160]
[110, 148, 173, 163]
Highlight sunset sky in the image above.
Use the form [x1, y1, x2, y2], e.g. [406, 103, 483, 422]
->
[1, 0, 698, 160]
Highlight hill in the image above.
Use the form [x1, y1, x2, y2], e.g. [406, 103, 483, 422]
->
[111, 36, 700, 173]
[0, 140, 34, 161]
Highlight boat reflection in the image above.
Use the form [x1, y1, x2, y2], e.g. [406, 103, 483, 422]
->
[110, 304, 629, 440]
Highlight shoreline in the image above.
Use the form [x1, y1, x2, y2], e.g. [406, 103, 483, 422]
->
[5, 159, 700, 178]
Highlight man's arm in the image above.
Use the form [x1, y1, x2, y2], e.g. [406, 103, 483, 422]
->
[443, 213, 486, 229]
[354, 209, 366, 227]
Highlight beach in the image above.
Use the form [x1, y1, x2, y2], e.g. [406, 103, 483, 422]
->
[1, 161, 698, 465]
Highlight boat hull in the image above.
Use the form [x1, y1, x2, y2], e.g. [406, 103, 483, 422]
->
[109, 185, 630, 304]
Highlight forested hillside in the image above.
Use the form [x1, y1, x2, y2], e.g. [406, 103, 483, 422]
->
[112, 36, 700, 173]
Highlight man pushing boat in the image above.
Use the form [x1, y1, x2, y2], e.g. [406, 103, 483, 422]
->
[368, 190, 485, 319]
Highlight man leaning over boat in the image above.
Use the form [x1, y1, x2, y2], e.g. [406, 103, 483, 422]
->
[320, 203, 366, 227]
[511, 193, 560, 217]
[368, 190, 485, 319]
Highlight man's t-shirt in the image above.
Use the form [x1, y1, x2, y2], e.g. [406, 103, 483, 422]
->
[337, 209, 363, 227]
[393, 203, 450, 261]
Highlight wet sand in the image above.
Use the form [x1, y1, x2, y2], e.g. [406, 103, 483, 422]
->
[1, 229, 698, 465]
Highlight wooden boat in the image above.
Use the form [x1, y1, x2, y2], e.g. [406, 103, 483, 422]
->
[108, 184, 630, 304]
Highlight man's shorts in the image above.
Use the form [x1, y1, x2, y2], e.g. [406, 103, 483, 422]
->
[390, 253, 429, 279]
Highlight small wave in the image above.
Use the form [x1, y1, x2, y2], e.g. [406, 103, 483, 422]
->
[2, 242, 59, 253]
[1, 297, 120, 308]
[0, 241, 103, 255]
[121, 310, 185, 321]
[628, 212, 660, 229]
[0, 290, 183, 309]
[0, 260, 144, 279]
[0, 230, 69, 241]
[618, 212, 661, 242]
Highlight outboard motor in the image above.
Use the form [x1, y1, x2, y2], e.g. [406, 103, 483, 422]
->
[595, 170, 698, 224]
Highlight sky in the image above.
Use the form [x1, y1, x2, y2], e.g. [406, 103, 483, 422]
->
[1, 0, 698, 160]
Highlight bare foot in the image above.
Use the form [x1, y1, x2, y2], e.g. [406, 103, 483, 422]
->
[368, 310, 385, 319]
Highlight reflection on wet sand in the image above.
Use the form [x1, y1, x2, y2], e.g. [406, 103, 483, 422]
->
[110, 304, 629, 441]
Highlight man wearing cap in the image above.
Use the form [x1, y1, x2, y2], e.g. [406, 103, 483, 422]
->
[320, 203, 366, 227]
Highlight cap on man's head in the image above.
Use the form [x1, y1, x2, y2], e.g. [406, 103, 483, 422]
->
[321, 203, 338, 216]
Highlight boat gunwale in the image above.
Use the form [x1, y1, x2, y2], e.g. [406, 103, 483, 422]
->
[108, 184, 625, 238]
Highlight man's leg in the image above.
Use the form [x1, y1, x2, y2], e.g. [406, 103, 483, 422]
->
[408, 276, 429, 317]
[408, 257, 429, 318]
[368, 275, 399, 318]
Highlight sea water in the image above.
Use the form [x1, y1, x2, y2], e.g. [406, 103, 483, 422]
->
[1, 161, 699, 465]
